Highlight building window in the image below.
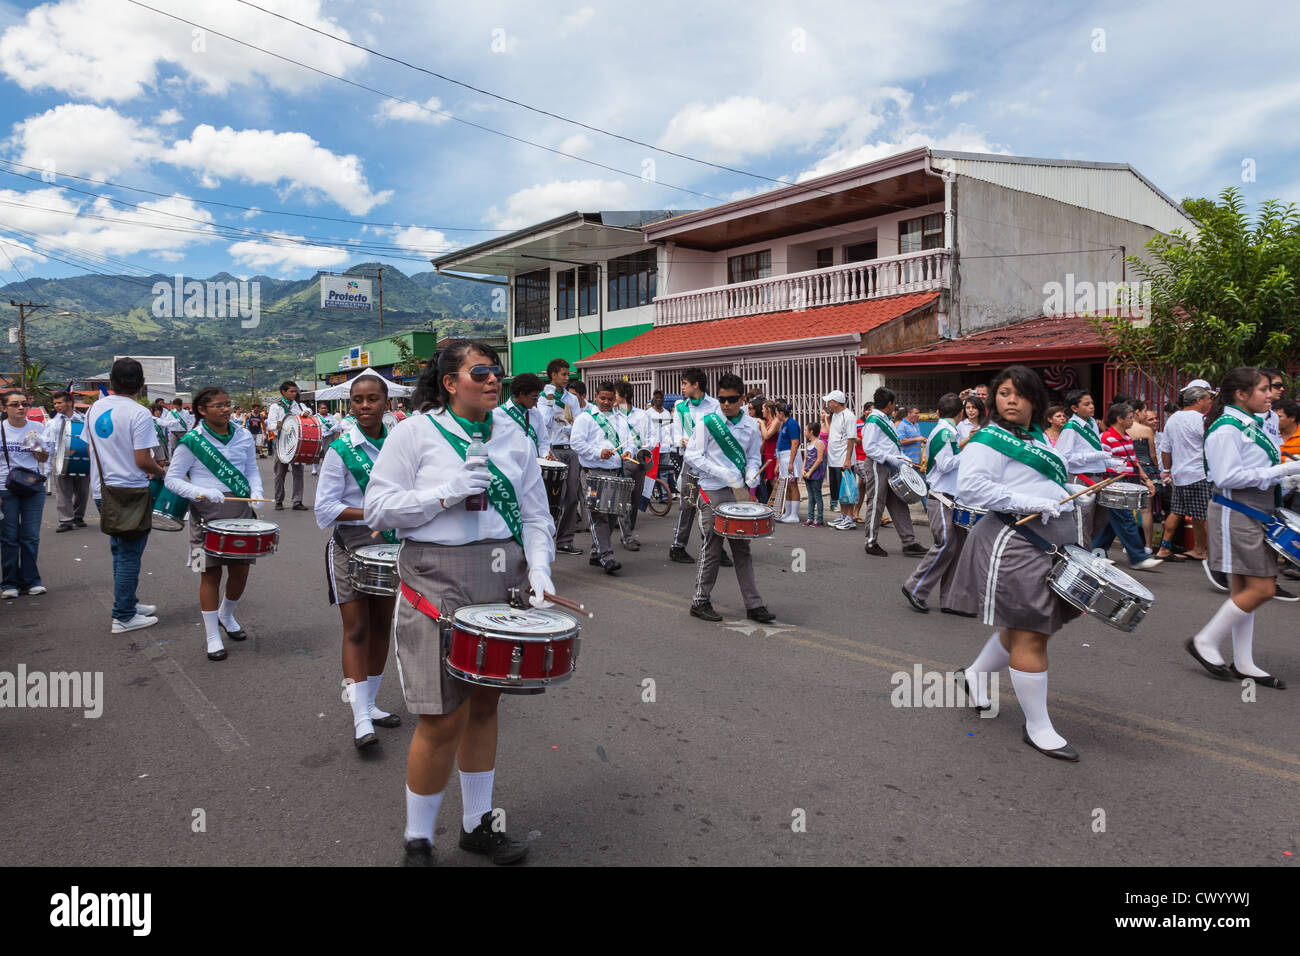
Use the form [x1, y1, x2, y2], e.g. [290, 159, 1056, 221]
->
[515, 269, 549, 337]
[843, 241, 877, 263]
[728, 249, 771, 284]
[577, 264, 599, 316]
[608, 250, 656, 311]
[557, 270, 575, 321]
[556, 265, 600, 319]
[899, 213, 944, 254]
[816, 247, 833, 269]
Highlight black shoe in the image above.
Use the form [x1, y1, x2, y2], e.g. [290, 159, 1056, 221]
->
[73, 518, 87, 527]
[1021, 724, 1079, 761]
[1202, 560, 1229, 592]
[1272, 585, 1299, 603]
[275, 503, 284, 511]
[371, 712, 402, 728]
[864, 542, 888, 557]
[56, 523, 74, 533]
[602, 558, 622, 575]
[1228, 665, 1286, 689]
[901, 586, 929, 613]
[954, 669, 991, 712]
[1282, 567, 1300, 581]
[556, 544, 583, 555]
[719, 551, 733, 567]
[207, 648, 228, 662]
[219, 622, 247, 642]
[669, 547, 695, 564]
[402, 838, 436, 867]
[589, 556, 602, 567]
[901, 543, 927, 556]
[1185, 638, 1231, 681]
[292, 503, 310, 511]
[746, 606, 775, 623]
[459, 811, 529, 864]
[354, 730, 377, 749]
[690, 602, 722, 622]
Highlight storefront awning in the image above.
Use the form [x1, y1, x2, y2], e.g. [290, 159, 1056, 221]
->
[860, 314, 1118, 369]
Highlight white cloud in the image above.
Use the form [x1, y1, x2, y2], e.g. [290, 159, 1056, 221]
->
[948, 91, 974, 106]
[558, 133, 593, 156]
[0, 0, 367, 103]
[167, 124, 393, 214]
[794, 128, 1008, 182]
[390, 225, 454, 255]
[378, 96, 449, 124]
[227, 231, 351, 273]
[659, 95, 868, 162]
[0, 235, 46, 267]
[488, 179, 631, 230]
[558, 7, 595, 36]
[154, 108, 183, 125]
[10, 103, 163, 177]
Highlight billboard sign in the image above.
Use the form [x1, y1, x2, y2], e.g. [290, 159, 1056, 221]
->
[114, 355, 175, 387]
[321, 275, 373, 311]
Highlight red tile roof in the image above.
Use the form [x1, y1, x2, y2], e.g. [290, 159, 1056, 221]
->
[861, 313, 1125, 368]
[577, 292, 940, 364]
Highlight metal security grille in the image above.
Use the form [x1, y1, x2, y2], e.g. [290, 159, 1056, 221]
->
[735, 351, 859, 426]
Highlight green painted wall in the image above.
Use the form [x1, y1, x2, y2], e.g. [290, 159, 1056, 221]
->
[510, 324, 652, 378]
[316, 331, 440, 376]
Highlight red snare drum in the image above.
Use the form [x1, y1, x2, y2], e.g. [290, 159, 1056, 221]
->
[713, 501, 775, 539]
[277, 414, 326, 464]
[446, 604, 580, 692]
[202, 518, 280, 558]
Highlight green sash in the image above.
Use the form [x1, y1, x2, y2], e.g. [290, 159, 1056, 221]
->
[426, 414, 523, 544]
[621, 408, 644, 451]
[587, 406, 621, 449]
[505, 402, 538, 450]
[1063, 417, 1103, 451]
[968, 423, 1068, 489]
[866, 411, 901, 449]
[153, 420, 168, 449]
[675, 399, 699, 436]
[179, 428, 251, 498]
[925, 422, 957, 475]
[703, 412, 748, 480]
[330, 433, 398, 544]
[169, 408, 186, 428]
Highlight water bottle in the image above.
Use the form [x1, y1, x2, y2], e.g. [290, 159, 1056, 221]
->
[465, 434, 489, 511]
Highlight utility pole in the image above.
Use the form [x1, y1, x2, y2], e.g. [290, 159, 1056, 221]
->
[377, 266, 384, 338]
[9, 299, 48, 391]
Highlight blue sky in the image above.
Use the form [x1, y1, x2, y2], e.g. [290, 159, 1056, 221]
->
[0, 0, 1295, 285]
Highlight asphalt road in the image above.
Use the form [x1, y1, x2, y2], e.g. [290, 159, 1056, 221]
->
[2, 459, 1298, 867]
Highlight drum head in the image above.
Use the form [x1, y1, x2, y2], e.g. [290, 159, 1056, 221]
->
[1276, 508, 1300, 533]
[716, 501, 772, 518]
[1062, 545, 1154, 601]
[207, 518, 278, 534]
[453, 603, 576, 638]
[276, 418, 299, 463]
[538, 458, 566, 472]
[354, 543, 399, 563]
[898, 465, 927, 496]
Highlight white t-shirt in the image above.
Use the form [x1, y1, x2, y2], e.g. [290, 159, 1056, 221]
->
[827, 408, 855, 466]
[0, 419, 49, 484]
[87, 395, 158, 492]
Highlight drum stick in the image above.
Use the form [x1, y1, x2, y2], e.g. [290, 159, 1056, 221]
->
[543, 591, 593, 619]
[223, 496, 273, 502]
[1014, 473, 1126, 526]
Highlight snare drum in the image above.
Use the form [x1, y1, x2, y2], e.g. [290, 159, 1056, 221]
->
[887, 464, 927, 504]
[951, 502, 987, 530]
[348, 543, 400, 596]
[1095, 480, 1150, 511]
[54, 419, 90, 477]
[277, 415, 327, 465]
[1047, 544, 1154, 632]
[446, 604, 581, 691]
[1265, 507, 1300, 569]
[584, 472, 634, 516]
[713, 501, 775, 539]
[202, 518, 279, 558]
[150, 480, 190, 532]
[538, 457, 568, 516]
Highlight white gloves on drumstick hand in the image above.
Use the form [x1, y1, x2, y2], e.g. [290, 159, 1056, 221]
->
[528, 568, 555, 609]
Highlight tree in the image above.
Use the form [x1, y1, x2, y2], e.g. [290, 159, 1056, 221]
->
[390, 335, 423, 379]
[1094, 188, 1300, 384]
[22, 360, 64, 409]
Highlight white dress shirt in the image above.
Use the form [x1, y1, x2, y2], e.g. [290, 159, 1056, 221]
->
[162, 407, 193, 434]
[266, 398, 307, 434]
[955, 418, 976, 443]
[1162, 408, 1209, 485]
[542, 384, 571, 446]
[1263, 408, 1283, 448]
[956, 425, 1076, 514]
[860, 411, 912, 469]
[43, 410, 84, 448]
[1054, 414, 1117, 476]
[684, 411, 761, 491]
[363, 409, 554, 571]
[315, 421, 384, 529]
[644, 405, 674, 449]
[925, 418, 961, 497]
[671, 395, 721, 450]
[496, 399, 551, 458]
[570, 406, 631, 470]
[1205, 405, 1300, 492]
[617, 405, 652, 453]
[164, 423, 263, 501]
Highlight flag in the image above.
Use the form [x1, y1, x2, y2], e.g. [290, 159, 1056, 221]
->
[98, 382, 109, 396]
[639, 445, 660, 512]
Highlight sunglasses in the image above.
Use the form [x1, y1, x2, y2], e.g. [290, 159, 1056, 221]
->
[6, 401, 30, 408]
[1270, 382, 1284, 389]
[718, 394, 742, 403]
[468, 365, 503, 383]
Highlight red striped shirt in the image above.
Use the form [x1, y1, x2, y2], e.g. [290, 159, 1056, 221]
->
[1101, 427, 1136, 477]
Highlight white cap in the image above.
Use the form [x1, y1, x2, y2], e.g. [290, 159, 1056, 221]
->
[1182, 378, 1216, 394]
[822, 389, 847, 404]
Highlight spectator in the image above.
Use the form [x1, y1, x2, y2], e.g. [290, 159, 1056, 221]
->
[646, 390, 674, 456]
[1260, 368, 1285, 447]
[1129, 400, 1162, 546]
[1044, 404, 1068, 446]
[1, 388, 51, 598]
[956, 395, 987, 449]
[802, 420, 826, 525]
[758, 400, 780, 504]
[775, 402, 802, 522]
[897, 406, 924, 467]
[45, 390, 90, 533]
[246, 407, 265, 457]
[823, 390, 855, 524]
[1092, 402, 1162, 570]
[1278, 399, 1300, 514]
[87, 358, 168, 632]
[1156, 384, 1213, 562]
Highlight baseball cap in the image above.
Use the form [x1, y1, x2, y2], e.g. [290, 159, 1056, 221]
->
[1181, 378, 1217, 394]
[822, 389, 847, 404]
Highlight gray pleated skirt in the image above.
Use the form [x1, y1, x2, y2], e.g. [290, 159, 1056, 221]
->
[1208, 486, 1277, 578]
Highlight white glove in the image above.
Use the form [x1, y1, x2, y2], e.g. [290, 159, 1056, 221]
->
[1266, 459, 1300, 479]
[1006, 493, 1063, 520]
[528, 567, 554, 609]
[440, 468, 492, 507]
[1106, 457, 1127, 472]
[744, 468, 759, 486]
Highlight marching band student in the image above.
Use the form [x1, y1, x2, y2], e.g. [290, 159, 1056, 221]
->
[1055, 389, 1125, 547]
[266, 381, 309, 511]
[542, 359, 583, 557]
[311, 402, 343, 476]
[162, 397, 193, 456]
[498, 373, 551, 458]
[685, 374, 773, 623]
[316, 370, 400, 750]
[949, 366, 1085, 761]
[364, 339, 555, 867]
[669, 368, 723, 565]
[1187, 367, 1300, 689]
[570, 381, 635, 574]
[614, 382, 649, 545]
[860, 387, 925, 557]
[164, 387, 263, 662]
[901, 392, 964, 613]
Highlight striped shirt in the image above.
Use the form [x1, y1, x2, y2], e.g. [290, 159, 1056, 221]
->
[1101, 426, 1137, 477]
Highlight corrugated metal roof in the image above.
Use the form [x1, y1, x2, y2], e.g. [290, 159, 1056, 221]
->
[862, 314, 1116, 368]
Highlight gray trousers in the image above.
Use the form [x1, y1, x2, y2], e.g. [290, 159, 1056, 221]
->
[274, 459, 304, 505]
[693, 487, 761, 609]
[54, 473, 89, 523]
[551, 447, 583, 547]
[903, 496, 961, 603]
[862, 460, 916, 547]
[583, 468, 634, 559]
[621, 458, 644, 539]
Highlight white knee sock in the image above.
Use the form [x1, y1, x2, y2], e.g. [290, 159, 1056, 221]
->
[965, 631, 1010, 708]
[218, 596, 241, 631]
[367, 673, 392, 719]
[460, 769, 495, 832]
[1009, 667, 1068, 751]
[1229, 610, 1270, 677]
[201, 610, 224, 654]
[404, 786, 443, 843]
[346, 678, 372, 734]
[1193, 598, 1249, 666]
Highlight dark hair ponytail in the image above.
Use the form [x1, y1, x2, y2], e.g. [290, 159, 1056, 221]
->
[411, 339, 503, 413]
[1205, 366, 1265, 434]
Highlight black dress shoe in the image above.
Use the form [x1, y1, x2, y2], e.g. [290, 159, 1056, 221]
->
[354, 729, 377, 748]
[669, 547, 695, 564]
[901, 543, 927, 556]
[402, 838, 436, 867]
[901, 586, 929, 613]
[1021, 725, 1079, 761]
[589, 556, 602, 567]
[1185, 638, 1232, 681]
[746, 606, 775, 623]
[73, 518, 87, 527]
[292, 503, 310, 511]
[719, 550, 734, 567]
[219, 622, 247, 642]
[56, 523, 74, 533]
[556, 544, 584, 555]
[207, 648, 228, 662]
[459, 811, 529, 864]
[602, 558, 622, 575]
[1228, 666, 1286, 689]
[371, 712, 402, 728]
[690, 602, 722, 622]
[274, 503, 284, 511]
[864, 542, 888, 557]
[954, 669, 991, 712]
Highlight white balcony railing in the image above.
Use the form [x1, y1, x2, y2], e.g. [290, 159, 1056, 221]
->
[654, 249, 950, 325]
